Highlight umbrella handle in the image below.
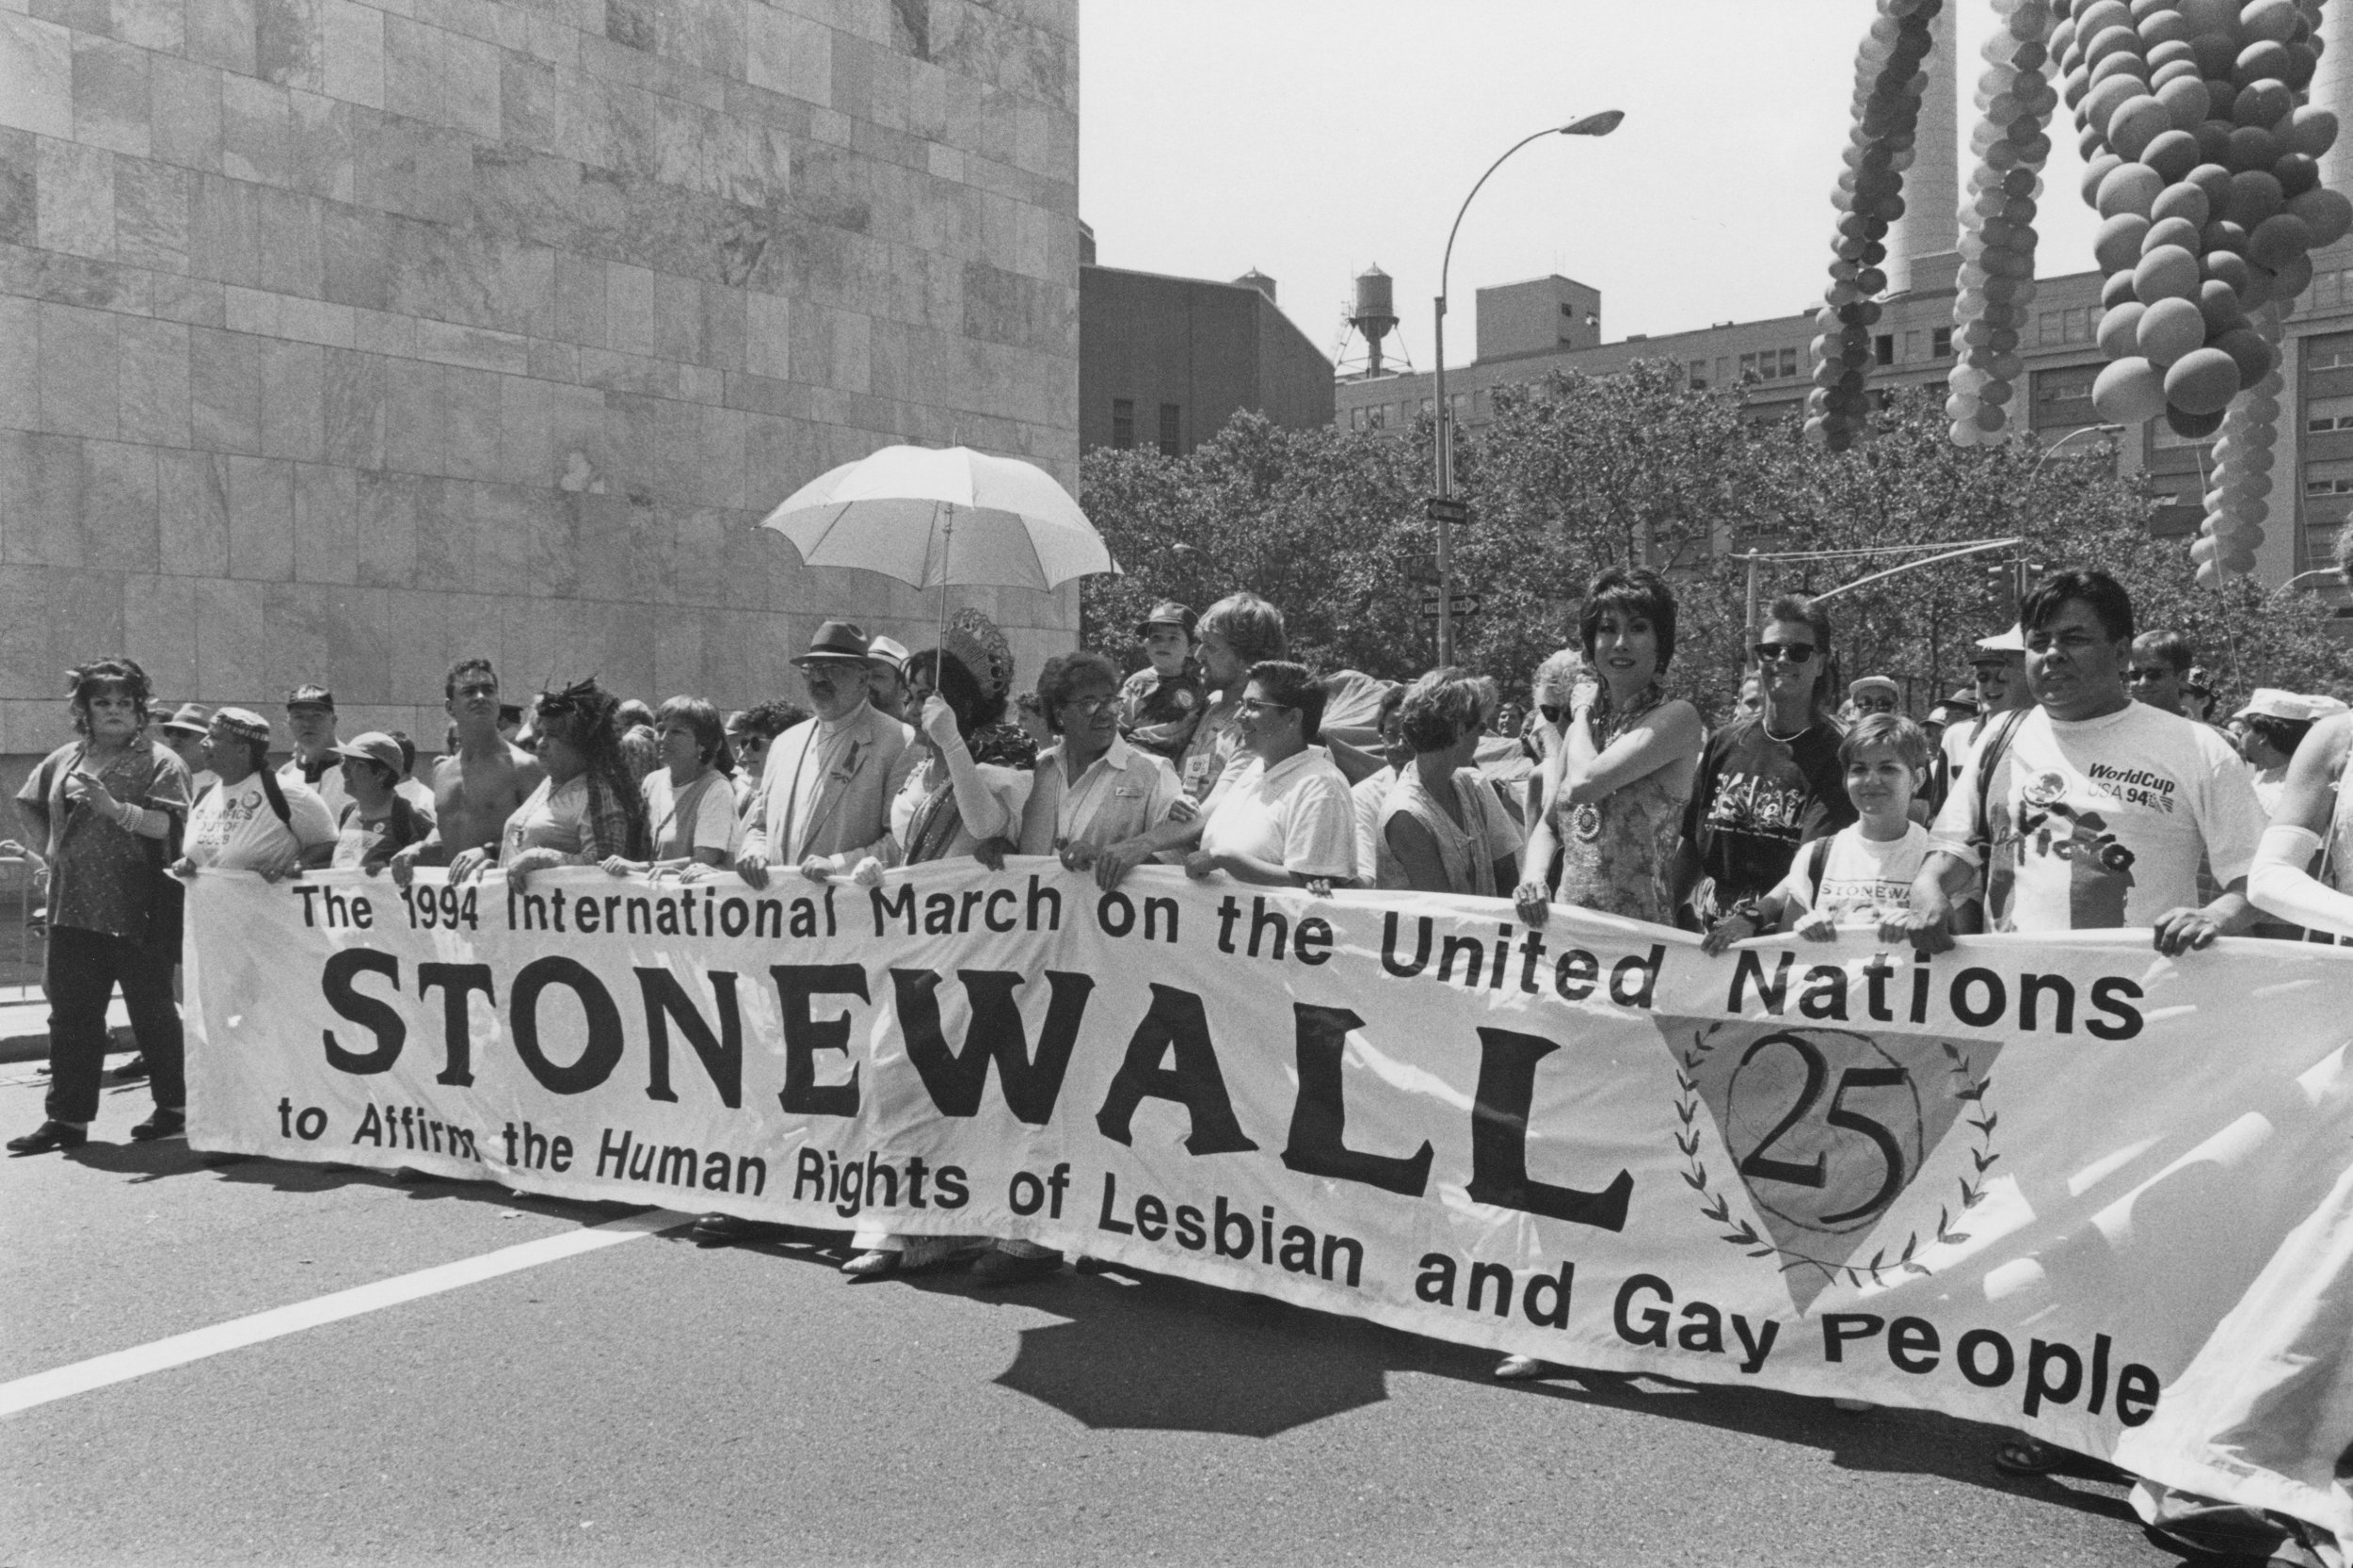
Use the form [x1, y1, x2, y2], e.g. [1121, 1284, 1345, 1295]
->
[936, 507, 952, 672]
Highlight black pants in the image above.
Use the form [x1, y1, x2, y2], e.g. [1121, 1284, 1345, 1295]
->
[44, 925, 182, 1124]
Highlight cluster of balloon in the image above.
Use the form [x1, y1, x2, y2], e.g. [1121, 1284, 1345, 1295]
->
[1952, 0, 2062, 447]
[1807, 0, 1946, 452]
[2064, 0, 2350, 578]
[2196, 303, 2287, 580]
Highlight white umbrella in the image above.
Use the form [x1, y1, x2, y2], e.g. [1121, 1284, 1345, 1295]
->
[761, 446, 1116, 652]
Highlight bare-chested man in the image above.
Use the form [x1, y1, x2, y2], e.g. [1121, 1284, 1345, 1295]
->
[390, 658, 545, 888]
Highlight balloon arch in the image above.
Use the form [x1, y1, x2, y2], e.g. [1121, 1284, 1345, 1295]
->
[1807, 0, 2353, 585]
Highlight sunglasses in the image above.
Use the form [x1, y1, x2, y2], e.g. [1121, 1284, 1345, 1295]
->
[1752, 643, 1818, 664]
[1538, 703, 1566, 724]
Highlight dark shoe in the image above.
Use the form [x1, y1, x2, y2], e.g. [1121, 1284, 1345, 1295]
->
[691, 1211, 777, 1248]
[970, 1247, 1063, 1287]
[8, 1120, 88, 1155]
[107, 1054, 150, 1083]
[129, 1107, 185, 1142]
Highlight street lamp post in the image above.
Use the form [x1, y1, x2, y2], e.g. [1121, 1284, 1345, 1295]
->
[1431, 109, 1623, 667]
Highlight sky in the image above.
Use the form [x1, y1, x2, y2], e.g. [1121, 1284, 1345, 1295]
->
[1077, 0, 2103, 371]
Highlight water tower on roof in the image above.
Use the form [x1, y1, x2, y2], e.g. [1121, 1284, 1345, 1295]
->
[1334, 264, 1413, 380]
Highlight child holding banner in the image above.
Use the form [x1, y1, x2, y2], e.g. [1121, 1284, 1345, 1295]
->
[1701, 714, 1932, 954]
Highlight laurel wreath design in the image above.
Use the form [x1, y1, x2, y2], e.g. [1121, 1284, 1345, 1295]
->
[1673, 1033, 1998, 1288]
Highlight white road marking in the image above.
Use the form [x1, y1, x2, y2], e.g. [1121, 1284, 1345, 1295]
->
[0, 1208, 688, 1417]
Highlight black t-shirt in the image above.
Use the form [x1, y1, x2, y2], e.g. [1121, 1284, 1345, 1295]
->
[1681, 714, 1856, 910]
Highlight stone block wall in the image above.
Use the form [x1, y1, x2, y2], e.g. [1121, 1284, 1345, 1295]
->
[0, 0, 1080, 772]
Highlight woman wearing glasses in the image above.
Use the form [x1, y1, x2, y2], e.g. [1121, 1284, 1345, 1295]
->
[1017, 651, 1185, 882]
[1514, 568, 1704, 926]
[1671, 592, 1855, 929]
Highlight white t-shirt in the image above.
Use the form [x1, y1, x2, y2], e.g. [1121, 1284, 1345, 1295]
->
[1772, 822, 1930, 928]
[1200, 747, 1358, 881]
[644, 769, 740, 861]
[186, 773, 338, 873]
[1352, 767, 1401, 885]
[1929, 702, 2265, 932]
[280, 758, 350, 822]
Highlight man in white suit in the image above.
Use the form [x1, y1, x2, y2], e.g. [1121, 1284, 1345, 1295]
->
[735, 621, 919, 886]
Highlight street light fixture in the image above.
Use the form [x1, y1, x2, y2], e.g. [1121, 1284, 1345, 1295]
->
[1430, 111, 1623, 666]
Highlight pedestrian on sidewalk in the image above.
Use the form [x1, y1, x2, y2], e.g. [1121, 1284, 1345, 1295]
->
[7, 659, 194, 1155]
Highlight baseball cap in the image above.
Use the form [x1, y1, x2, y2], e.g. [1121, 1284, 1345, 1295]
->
[332, 731, 404, 776]
[286, 683, 335, 711]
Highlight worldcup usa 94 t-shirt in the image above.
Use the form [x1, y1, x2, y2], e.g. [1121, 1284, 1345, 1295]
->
[1681, 714, 1856, 908]
[1928, 701, 2266, 932]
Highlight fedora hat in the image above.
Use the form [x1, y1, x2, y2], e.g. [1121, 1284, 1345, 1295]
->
[793, 620, 872, 665]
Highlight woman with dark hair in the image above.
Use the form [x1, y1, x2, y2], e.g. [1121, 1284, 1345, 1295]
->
[602, 696, 739, 880]
[1188, 659, 1358, 890]
[725, 699, 808, 813]
[1515, 568, 1705, 928]
[7, 658, 196, 1154]
[488, 678, 650, 889]
[822, 647, 1031, 1281]
[1377, 669, 1524, 896]
[1672, 591, 1854, 928]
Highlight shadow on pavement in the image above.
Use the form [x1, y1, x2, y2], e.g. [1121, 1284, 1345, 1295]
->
[681, 1243, 2141, 1526]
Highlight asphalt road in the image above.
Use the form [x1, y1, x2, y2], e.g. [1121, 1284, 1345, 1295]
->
[1, 1068, 2182, 1568]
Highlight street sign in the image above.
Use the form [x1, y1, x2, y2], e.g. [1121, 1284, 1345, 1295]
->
[1418, 593, 1483, 618]
[1405, 551, 1442, 584]
[1425, 496, 1468, 526]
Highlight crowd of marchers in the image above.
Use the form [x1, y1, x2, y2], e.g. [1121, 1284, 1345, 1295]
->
[16, 544, 2353, 1533]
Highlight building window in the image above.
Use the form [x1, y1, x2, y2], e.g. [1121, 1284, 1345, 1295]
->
[1738, 352, 1758, 383]
[1874, 334, 1894, 366]
[2038, 311, 2062, 345]
[1689, 359, 1708, 389]
[1111, 398, 1134, 450]
[1348, 407, 1366, 431]
[2311, 332, 2353, 371]
[1903, 329, 1921, 360]
[1778, 346, 1798, 378]
[1158, 403, 1180, 456]
[1365, 403, 1386, 430]
[2308, 393, 2353, 431]
[1930, 327, 1953, 359]
[1449, 392, 1467, 424]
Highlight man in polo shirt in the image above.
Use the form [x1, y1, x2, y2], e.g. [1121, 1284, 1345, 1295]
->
[736, 621, 919, 887]
[280, 684, 350, 821]
[1187, 660, 1357, 890]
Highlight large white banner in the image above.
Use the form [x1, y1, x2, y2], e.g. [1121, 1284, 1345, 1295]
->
[186, 860, 2353, 1542]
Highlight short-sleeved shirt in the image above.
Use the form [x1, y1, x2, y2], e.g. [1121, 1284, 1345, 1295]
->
[1016, 736, 1182, 854]
[1352, 767, 1403, 883]
[1200, 747, 1358, 881]
[644, 769, 739, 861]
[331, 796, 437, 871]
[1681, 714, 1855, 909]
[280, 755, 351, 823]
[1772, 822, 1930, 929]
[186, 773, 338, 874]
[1928, 702, 2266, 932]
[20, 741, 193, 941]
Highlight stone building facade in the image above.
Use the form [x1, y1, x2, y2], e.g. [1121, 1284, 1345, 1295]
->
[0, 0, 1080, 776]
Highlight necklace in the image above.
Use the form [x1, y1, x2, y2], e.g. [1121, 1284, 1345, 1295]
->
[1590, 680, 1666, 748]
[1762, 710, 1814, 744]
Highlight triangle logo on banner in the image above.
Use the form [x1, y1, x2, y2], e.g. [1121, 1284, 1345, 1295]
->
[1659, 1016, 2006, 1315]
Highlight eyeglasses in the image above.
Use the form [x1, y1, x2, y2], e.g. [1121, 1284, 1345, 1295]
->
[1062, 695, 1116, 718]
[1752, 643, 1818, 664]
[1238, 696, 1295, 716]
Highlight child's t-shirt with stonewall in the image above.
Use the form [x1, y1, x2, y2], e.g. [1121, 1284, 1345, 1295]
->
[1771, 821, 1930, 928]
[1927, 702, 2265, 932]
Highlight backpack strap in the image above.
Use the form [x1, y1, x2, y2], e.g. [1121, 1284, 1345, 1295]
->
[259, 765, 293, 827]
[1970, 708, 2032, 861]
[1803, 835, 1832, 905]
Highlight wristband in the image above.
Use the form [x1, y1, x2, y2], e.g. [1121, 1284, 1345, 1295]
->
[115, 799, 141, 830]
